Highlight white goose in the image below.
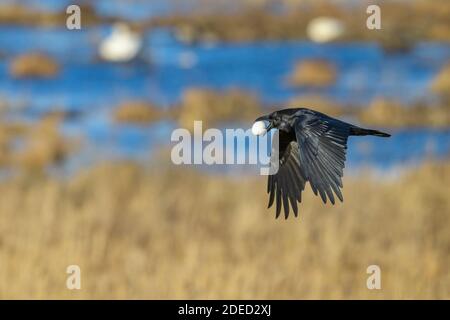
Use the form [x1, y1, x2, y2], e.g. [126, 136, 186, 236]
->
[99, 23, 143, 62]
[306, 17, 345, 43]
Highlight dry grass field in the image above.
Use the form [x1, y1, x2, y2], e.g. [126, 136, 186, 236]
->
[0, 159, 448, 299]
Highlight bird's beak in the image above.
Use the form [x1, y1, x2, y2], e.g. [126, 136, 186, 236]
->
[252, 116, 272, 136]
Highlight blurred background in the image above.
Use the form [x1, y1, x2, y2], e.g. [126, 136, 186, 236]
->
[0, 0, 449, 299]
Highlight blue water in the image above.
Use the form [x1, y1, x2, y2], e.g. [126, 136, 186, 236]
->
[0, 23, 449, 172]
[1, 27, 449, 109]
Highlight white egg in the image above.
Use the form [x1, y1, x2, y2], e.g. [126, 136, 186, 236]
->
[252, 121, 267, 136]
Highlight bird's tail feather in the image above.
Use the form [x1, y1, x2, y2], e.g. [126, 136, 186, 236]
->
[350, 126, 391, 137]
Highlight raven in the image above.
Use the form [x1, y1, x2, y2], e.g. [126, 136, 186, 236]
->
[252, 108, 390, 219]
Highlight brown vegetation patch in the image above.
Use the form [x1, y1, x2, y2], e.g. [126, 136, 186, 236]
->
[177, 88, 261, 129]
[114, 101, 162, 125]
[0, 3, 102, 27]
[0, 122, 28, 167]
[1, 1, 449, 46]
[146, 0, 450, 47]
[287, 95, 346, 117]
[358, 98, 450, 128]
[287, 59, 337, 88]
[11, 116, 72, 172]
[10, 53, 59, 79]
[430, 63, 450, 101]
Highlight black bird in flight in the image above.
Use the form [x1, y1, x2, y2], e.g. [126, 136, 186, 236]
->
[252, 108, 390, 219]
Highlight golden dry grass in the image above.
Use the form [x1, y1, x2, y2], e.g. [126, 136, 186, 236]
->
[0, 160, 449, 299]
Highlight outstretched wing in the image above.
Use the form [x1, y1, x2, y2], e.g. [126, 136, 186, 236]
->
[267, 130, 306, 219]
[294, 111, 350, 205]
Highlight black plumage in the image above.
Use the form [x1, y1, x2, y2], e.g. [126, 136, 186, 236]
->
[253, 108, 391, 219]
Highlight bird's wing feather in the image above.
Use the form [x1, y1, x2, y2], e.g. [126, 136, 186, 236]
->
[294, 113, 350, 205]
[267, 130, 306, 218]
